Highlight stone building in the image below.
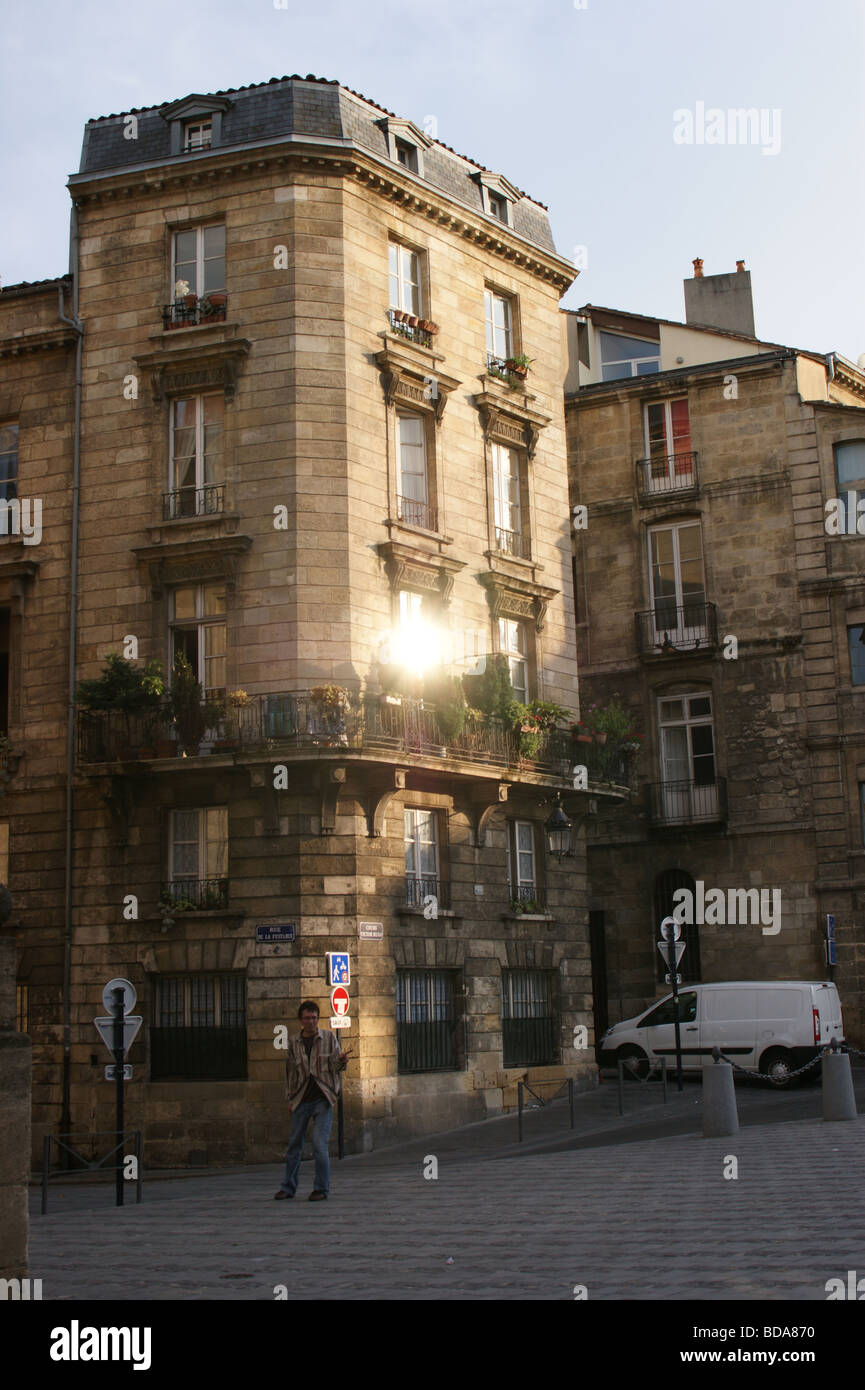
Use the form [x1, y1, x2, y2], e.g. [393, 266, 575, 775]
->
[566, 261, 865, 1053]
[5, 75, 633, 1166]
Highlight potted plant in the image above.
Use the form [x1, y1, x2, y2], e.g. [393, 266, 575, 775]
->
[167, 653, 223, 755]
[310, 684, 351, 744]
[505, 353, 533, 381]
[514, 699, 570, 760]
[75, 652, 165, 760]
[215, 689, 249, 750]
[424, 672, 467, 745]
[461, 653, 515, 727]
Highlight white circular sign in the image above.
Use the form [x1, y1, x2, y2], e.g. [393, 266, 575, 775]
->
[102, 977, 137, 1014]
[659, 917, 681, 942]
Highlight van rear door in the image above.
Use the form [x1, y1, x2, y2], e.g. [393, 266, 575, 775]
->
[812, 983, 844, 1046]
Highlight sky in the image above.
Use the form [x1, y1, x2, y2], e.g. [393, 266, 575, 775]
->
[2, 0, 864, 359]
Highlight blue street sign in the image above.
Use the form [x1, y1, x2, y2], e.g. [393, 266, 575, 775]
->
[256, 923, 297, 943]
[826, 939, 838, 966]
[826, 914, 835, 940]
[326, 952, 350, 986]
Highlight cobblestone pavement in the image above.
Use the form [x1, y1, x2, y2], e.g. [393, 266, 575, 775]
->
[28, 1098, 865, 1302]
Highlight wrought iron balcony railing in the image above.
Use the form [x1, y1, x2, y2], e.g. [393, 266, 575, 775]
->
[162, 484, 225, 521]
[76, 691, 636, 788]
[635, 451, 698, 499]
[635, 601, 718, 656]
[396, 494, 437, 531]
[646, 777, 728, 826]
[508, 884, 545, 912]
[404, 876, 450, 910]
[161, 296, 228, 330]
[160, 877, 229, 912]
[387, 310, 433, 347]
[495, 526, 532, 560]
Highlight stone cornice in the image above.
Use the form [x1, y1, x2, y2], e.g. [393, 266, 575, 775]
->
[477, 569, 558, 632]
[474, 385, 552, 461]
[374, 340, 460, 422]
[0, 327, 78, 359]
[378, 540, 465, 606]
[133, 533, 252, 597]
[134, 335, 250, 402]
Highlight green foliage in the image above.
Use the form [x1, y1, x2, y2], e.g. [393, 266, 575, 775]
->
[425, 673, 467, 742]
[168, 653, 223, 752]
[76, 652, 164, 714]
[512, 698, 572, 759]
[461, 654, 515, 725]
[581, 696, 641, 742]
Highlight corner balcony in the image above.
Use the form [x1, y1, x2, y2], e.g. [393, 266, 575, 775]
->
[635, 601, 719, 658]
[646, 777, 728, 826]
[76, 692, 635, 790]
[635, 451, 698, 501]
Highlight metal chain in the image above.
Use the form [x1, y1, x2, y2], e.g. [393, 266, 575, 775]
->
[717, 1043, 863, 1084]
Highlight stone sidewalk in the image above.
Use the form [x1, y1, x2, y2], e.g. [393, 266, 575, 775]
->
[28, 1096, 865, 1301]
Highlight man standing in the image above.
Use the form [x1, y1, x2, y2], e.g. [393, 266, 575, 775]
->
[275, 1000, 351, 1202]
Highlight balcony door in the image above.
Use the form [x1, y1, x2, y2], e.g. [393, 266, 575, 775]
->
[648, 522, 706, 649]
[657, 694, 717, 822]
[644, 399, 693, 492]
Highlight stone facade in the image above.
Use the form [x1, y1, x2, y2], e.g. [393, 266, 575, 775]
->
[567, 300, 865, 1044]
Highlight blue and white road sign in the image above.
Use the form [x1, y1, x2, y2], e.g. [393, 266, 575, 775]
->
[326, 952, 350, 986]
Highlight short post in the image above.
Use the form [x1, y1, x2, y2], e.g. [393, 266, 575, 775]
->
[135, 1131, 143, 1204]
[822, 1041, 857, 1121]
[702, 1047, 739, 1137]
[517, 1081, 524, 1143]
[661, 1056, 668, 1104]
[337, 1089, 344, 1159]
[617, 1058, 624, 1116]
[112, 988, 125, 1208]
[568, 1077, 575, 1130]
[41, 1135, 50, 1216]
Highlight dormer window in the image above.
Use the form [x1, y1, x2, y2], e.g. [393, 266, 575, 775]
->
[184, 120, 212, 153]
[473, 172, 519, 229]
[377, 117, 431, 179]
[488, 193, 507, 223]
[395, 139, 419, 173]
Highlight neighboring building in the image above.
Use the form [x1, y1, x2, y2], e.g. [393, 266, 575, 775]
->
[4, 74, 637, 1166]
[567, 261, 865, 1054]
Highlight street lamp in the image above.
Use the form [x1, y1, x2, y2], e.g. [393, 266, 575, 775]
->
[544, 794, 573, 861]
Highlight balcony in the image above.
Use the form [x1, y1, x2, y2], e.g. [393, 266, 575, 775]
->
[160, 878, 229, 912]
[161, 295, 228, 330]
[162, 485, 225, 521]
[396, 495, 438, 531]
[636, 451, 698, 500]
[495, 526, 532, 560]
[646, 777, 728, 826]
[508, 884, 545, 913]
[486, 354, 529, 386]
[635, 601, 719, 657]
[387, 310, 435, 348]
[77, 691, 635, 788]
[404, 876, 450, 910]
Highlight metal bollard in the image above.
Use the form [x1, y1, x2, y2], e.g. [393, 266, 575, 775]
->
[702, 1048, 739, 1137]
[617, 1058, 624, 1115]
[822, 1044, 857, 1121]
[517, 1081, 523, 1142]
[568, 1077, 575, 1130]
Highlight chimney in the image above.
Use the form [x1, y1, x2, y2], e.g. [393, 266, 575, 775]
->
[684, 259, 755, 336]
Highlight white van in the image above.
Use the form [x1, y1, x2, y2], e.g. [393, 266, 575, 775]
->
[599, 981, 844, 1083]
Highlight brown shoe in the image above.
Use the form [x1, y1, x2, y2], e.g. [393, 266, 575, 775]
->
[308, 1190, 327, 1201]
[274, 1190, 294, 1200]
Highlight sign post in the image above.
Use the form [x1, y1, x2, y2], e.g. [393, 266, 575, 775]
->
[658, 917, 685, 1092]
[93, 977, 140, 1207]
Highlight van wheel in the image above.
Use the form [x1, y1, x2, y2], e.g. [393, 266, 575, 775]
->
[618, 1046, 649, 1080]
[761, 1049, 795, 1086]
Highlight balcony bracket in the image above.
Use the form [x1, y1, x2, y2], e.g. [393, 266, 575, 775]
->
[319, 766, 347, 835]
[246, 766, 281, 834]
[366, 768, 407, 838]
[471, 784, 509, 847]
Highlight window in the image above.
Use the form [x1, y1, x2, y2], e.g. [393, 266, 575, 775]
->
[404, 808, 442, 908]
[600, 331, 660, 381]
[653, 869, 701, 984]
[502, 970, 556, 1067]
[643, 400, 693, 491]
[488, 192, 507, 223]
[396, 970, 458, 1072]
[167, 395, 225, 518]
[395, 138, 419, 173]
[16, 982, 28, 1034]
[640, 991, 698, 1027]
[183, 120, 212, 153]
[657, 693, 718, 822]
[834, 441, 865, 512]
[151, 974, 246, 1080]
[172, 224, 225, 298]
[388, 243, 421, 315]
[484, 289, 513, 363]
[169, 582, 226, 695]
[848, 625, 865, 685]
[505, 821, 541, 910]
[396, 414, 434, 529]
[492, 443, 528, 556]
[648, 521, 706, 648]
[498, 618, 528, 703]
[165, 807, 228, 909]
[0, 424, 17, 503]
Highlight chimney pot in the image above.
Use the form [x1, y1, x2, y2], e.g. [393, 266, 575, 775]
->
[736, 260, 746, 273]
[692, 258, 704, 278]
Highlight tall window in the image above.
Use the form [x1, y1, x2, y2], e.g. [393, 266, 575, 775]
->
[404, 808, 441, 908]
[388, 243, 421, 315]
[484, 289, 513, 362]
[644, 400, 693, 491]
[169, 582, 226, 695]
[499, 618, 528, 702]
[502, 970, 556, 1067]
[600, 331, 660, 381]
[168, 395, 224, 518]
[166, 807, 228, 909]
[648, 521, 706, 648]
[834, 441, 865, 511]
[657, 693, 718, 822]
[505, 821, 540, 909]
[653, 869, 702, 984]
[848, 625, 865, 685]
[492, 443, 525, 555]
[396, 970, 458, 1073]
[172, 224, 225, 297]
[396, 414, 432, 529]
[151, 974, 246, 1080]
[183, 120, 212, 152]
[0, 424, 17, 503]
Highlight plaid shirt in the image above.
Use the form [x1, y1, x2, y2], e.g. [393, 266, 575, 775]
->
[284, 1027, 344, 1111]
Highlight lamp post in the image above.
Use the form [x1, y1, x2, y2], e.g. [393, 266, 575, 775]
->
[545, 794, 573, 861]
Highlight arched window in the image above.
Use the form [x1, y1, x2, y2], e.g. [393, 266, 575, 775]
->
[653, 868, 702, 984]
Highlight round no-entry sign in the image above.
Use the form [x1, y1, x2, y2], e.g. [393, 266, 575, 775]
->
[331, 986, 350, 1016]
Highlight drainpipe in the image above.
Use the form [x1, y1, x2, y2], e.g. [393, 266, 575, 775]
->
[57, 202, 83, 1140]
[825, 352, 835, 384]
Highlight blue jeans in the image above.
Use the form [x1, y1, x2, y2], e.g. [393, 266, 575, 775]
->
[280, 1098, 333, 1196]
